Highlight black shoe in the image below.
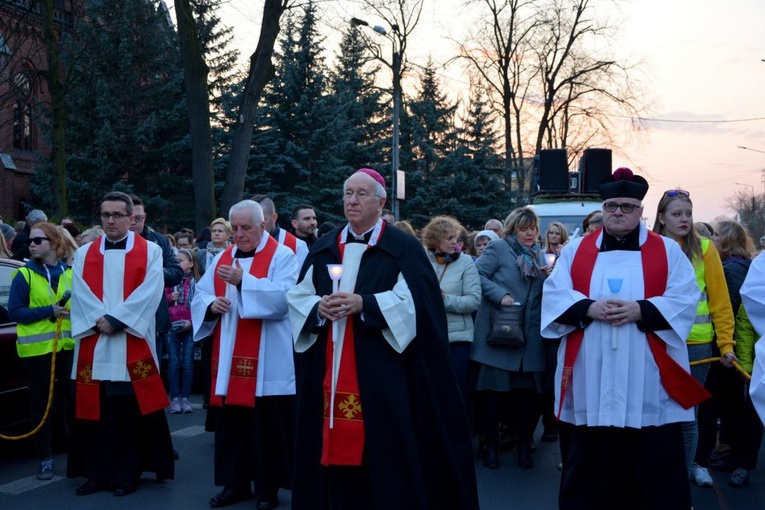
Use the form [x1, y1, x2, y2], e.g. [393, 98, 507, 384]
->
[76, 480, 104, 496]
[518, 446, 534, 470]
[483, 442, 500, 470]
[729, 468, 750, 488]
[256, 496, 279, 509]
[710, 457, 735, 471]
[475, 439, 489, 460]
[114, 479, 139, 497]
[209, 487, 253, 508]
[541, 429, 558, 442]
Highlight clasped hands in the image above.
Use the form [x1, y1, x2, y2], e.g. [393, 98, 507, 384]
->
[318, 292, 363, 322]
[587, 299, 641, 327]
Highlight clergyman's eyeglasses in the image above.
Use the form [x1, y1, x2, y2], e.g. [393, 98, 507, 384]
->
[603, 202, 639, 214]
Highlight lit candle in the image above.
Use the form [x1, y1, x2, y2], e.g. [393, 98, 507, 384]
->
[327, 264, 343, 294]
[327, 264, 344, 345]
[544, 253, 557, 268]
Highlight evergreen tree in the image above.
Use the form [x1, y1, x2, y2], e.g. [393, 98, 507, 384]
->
[401, 61, 458, 226]
[250, 2, 344, 223]
[327, 26, 386, 179]
[39, 0, 191, 226]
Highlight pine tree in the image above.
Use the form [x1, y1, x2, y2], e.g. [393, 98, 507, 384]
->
[250, 2, 343, 223]
[42, 0, 190, 226]
[401, 61, 458, 226]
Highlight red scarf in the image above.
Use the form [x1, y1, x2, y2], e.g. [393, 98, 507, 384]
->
[210, 236, 278, 407]
[75, 235, 168, 420]
[320, 223, 386, 466]
[558, 228, 711, 419]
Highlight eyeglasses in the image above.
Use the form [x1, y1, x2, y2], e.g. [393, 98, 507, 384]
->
[132, 215, 146, 222]
[27, 237, 49, 245]
[664, 190, 690, 198]
[603, 202, 639, 214]
[101, 212, 129, 220]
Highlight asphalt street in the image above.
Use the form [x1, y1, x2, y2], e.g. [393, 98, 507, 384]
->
[1, 394, 764, 509]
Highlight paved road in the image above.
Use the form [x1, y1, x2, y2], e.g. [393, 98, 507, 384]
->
[1, 394, 764, 509]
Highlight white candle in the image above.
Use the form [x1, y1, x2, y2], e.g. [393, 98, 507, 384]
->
[544, 253, 556, 267]
[327, 265, 344, 344]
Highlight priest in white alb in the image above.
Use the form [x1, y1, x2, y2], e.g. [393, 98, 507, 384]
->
[67, 191, 174, 497]
[541, 168, 708, 510]
[191, 199, 297, 510]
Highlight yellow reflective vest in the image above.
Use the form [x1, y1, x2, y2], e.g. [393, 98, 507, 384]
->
[14, 266, 74, 357]
[688, 238, 713, 342]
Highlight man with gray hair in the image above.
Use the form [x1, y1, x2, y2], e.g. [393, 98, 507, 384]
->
[287, 168, 478, 509]
[191, 199, 298, 509]
[12, 209, 48, 260]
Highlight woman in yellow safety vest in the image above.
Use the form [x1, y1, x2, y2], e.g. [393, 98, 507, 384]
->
[8, 221, 73, 481]
[653, 190, 735, 488]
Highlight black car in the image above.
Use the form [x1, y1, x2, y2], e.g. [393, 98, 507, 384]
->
[0, 257, 29, 434]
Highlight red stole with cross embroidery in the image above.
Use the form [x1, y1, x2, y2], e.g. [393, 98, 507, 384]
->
[558, 229, 711, 419]
[75, 235, 169, 420]
[210, 236, 278, 407]
[320, 224, 386, 466]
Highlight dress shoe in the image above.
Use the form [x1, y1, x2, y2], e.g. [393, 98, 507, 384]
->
[256, 496, 279, 509]
[209, 487, 253, 508]
[729, 468, 750, 488]
[517, 445, 534, 470]
[76, 480, 104, 496]
[475, 439, 489, 460]
[114, 479, 139, 497]
[483, 442, 500, 470]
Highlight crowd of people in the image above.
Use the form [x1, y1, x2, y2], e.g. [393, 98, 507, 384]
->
[2, 166, 765, 509]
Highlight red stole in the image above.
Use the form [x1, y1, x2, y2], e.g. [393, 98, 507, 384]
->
[75, 235, 168, 420]
[281, 231, 298, 254]
[210, 236, 279, 407]
[321, 223, 386, 466]
[558, 229, 711, 419]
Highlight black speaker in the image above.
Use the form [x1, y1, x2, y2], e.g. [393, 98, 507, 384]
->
[534, 149, 569, 192]
[581, 148, 612, 193]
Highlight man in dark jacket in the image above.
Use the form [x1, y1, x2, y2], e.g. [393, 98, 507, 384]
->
[129, 195, 182, 369]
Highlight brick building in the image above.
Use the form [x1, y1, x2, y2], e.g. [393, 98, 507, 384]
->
[0, 1, 74, 222]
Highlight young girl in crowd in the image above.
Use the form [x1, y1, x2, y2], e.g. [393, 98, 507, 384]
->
[165, 248, 200, 414]
[652, 190, 735, 487]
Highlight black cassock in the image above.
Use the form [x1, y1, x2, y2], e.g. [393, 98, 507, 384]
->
[292, 224, 479, 510]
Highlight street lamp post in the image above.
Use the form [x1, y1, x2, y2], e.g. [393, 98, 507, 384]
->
[351, 17, 402, 221]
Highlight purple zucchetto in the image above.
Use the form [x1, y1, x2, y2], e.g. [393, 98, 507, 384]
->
[598, 167, 649, 201]
[354, 168, 386, 189]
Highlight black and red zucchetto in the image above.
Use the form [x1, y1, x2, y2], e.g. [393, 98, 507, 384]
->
[598, 167, 649, 201]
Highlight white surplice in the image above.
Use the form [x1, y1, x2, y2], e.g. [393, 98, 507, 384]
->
[191, 233, 298, 398]
[541, 225, 699, 428]
[740, 251, 765, 423]
[274, 228, 309, 269]
[70, 233, 164, 382]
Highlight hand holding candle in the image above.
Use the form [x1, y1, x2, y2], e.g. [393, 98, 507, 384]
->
[327, 264, 344, 342]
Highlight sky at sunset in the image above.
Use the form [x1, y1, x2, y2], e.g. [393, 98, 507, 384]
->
[208, 0, 765, 225]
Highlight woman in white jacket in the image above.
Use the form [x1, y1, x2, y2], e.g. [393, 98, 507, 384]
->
[421, 216, 482, 399]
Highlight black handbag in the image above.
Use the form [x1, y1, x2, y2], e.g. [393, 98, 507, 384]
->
[486, 277, 533, 347]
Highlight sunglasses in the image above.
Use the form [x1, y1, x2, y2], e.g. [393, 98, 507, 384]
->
[28, 237, 50, 245]
[664, 189, 690, 198]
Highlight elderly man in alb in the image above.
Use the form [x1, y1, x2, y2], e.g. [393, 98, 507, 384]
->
[67, 191, 174, 497]
[191, 200, 298, 510]
[287, 168, 478, 510]
[541, 168, 709, 510]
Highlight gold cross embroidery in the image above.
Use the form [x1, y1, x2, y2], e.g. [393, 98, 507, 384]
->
[236, 358, 255, 377]
[338, 394, 362, 420]
[132, 360, 153, 379]
[79, 364, 92, 383]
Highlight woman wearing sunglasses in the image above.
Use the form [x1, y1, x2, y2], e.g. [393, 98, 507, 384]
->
[652, 190, 735, 488]
[7, 222, 74, 481]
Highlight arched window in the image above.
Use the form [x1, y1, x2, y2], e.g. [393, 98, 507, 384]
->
[12, 72, 34, 151]
[0, 31, 10, 80]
